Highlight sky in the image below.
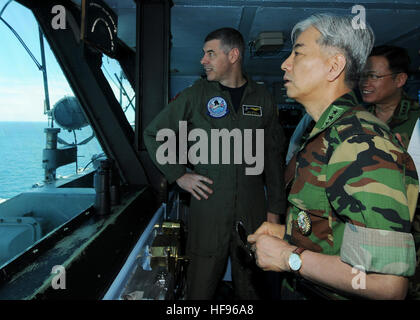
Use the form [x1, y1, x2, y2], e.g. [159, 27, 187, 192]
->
[0, 0, 134, 123]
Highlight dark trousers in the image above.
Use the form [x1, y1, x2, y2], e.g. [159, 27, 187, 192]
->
[186, 226, 265, 300]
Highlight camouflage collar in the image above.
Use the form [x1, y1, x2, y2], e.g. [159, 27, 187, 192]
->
[367, 91, 415, 124]
[392, 91, 413, 122]
[307, 91, 359, 140]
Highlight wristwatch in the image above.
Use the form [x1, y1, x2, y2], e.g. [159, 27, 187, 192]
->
[288, 247, 306, 274]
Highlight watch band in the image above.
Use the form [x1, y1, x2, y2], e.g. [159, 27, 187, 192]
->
[293, 247, 306, 256]
[292, 247, 306, 275]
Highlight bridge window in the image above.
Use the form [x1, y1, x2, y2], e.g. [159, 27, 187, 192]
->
[0, 1, 102, 268]
[101, 56, 135, 128]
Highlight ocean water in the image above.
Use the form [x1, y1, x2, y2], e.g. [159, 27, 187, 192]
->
[0, 122, 102, 200]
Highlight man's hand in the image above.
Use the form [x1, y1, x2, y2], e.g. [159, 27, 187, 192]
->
[248, 222, 285, 241]
[247, 233, 295, 272]
[247, 222, 291, 271]
[176, 173, 213, 200]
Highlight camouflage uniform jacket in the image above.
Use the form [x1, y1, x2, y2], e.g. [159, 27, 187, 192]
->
[367, 91, 420, 148]
[283, 92, 418, 298]
[367, 92, 420, 296]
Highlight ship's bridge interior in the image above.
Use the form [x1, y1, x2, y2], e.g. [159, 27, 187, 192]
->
[0, 0, 418, 300]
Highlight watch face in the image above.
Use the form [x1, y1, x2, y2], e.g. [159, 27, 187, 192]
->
[289, 253, 302, 271]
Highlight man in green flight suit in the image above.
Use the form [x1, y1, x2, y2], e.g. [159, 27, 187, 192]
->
[248, 14, 419, 299]
[360, 45, 420, 148]
[143, 27, 285, 299]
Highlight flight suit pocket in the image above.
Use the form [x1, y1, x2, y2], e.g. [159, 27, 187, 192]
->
[187, 166, 223, 255]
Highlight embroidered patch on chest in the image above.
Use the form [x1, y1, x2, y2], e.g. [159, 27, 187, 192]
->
[207, 97, 229, 118]
[242, 105, 262, 117]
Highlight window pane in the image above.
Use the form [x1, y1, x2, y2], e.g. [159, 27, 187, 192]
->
[0, 1, 103, 267]
[101, 56, 136, 127]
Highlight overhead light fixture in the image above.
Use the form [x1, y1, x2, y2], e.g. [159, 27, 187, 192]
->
[254, 31, 284, 54]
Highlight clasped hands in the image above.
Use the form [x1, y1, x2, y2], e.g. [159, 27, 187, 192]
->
[247, 222, 296, 272]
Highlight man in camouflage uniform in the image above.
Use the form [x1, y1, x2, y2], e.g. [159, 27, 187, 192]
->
[360, 45, 420, 299]
[144, 28, 285, 299]
[248, 14, 419, 299]
[360, 45, 420, 148]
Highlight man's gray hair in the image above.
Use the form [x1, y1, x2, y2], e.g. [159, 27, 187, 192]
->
[291, 13, 375, 88]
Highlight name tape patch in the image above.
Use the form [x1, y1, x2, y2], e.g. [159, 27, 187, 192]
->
[242, 105, 262, 117]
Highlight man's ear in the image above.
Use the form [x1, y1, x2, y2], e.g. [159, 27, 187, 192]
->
[395, 72, 408, 88]
[229, 48, 240, 64]
[326, 53, 346, 82]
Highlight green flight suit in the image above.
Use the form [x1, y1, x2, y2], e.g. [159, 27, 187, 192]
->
[282, 92, 418, 299]
[367, 91, 420, 148]
[143, 75, 285, 299]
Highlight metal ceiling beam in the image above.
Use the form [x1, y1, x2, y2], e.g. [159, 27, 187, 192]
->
[384, 25, 420, 45]
[173, 0, 420, 10]
[238, 6, 257, 41]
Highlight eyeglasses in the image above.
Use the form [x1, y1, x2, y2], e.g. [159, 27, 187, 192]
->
[360, 72, 400, 82]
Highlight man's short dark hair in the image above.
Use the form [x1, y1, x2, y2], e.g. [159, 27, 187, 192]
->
[370, 45, 411, 75]
[205, 27, 245, 60]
